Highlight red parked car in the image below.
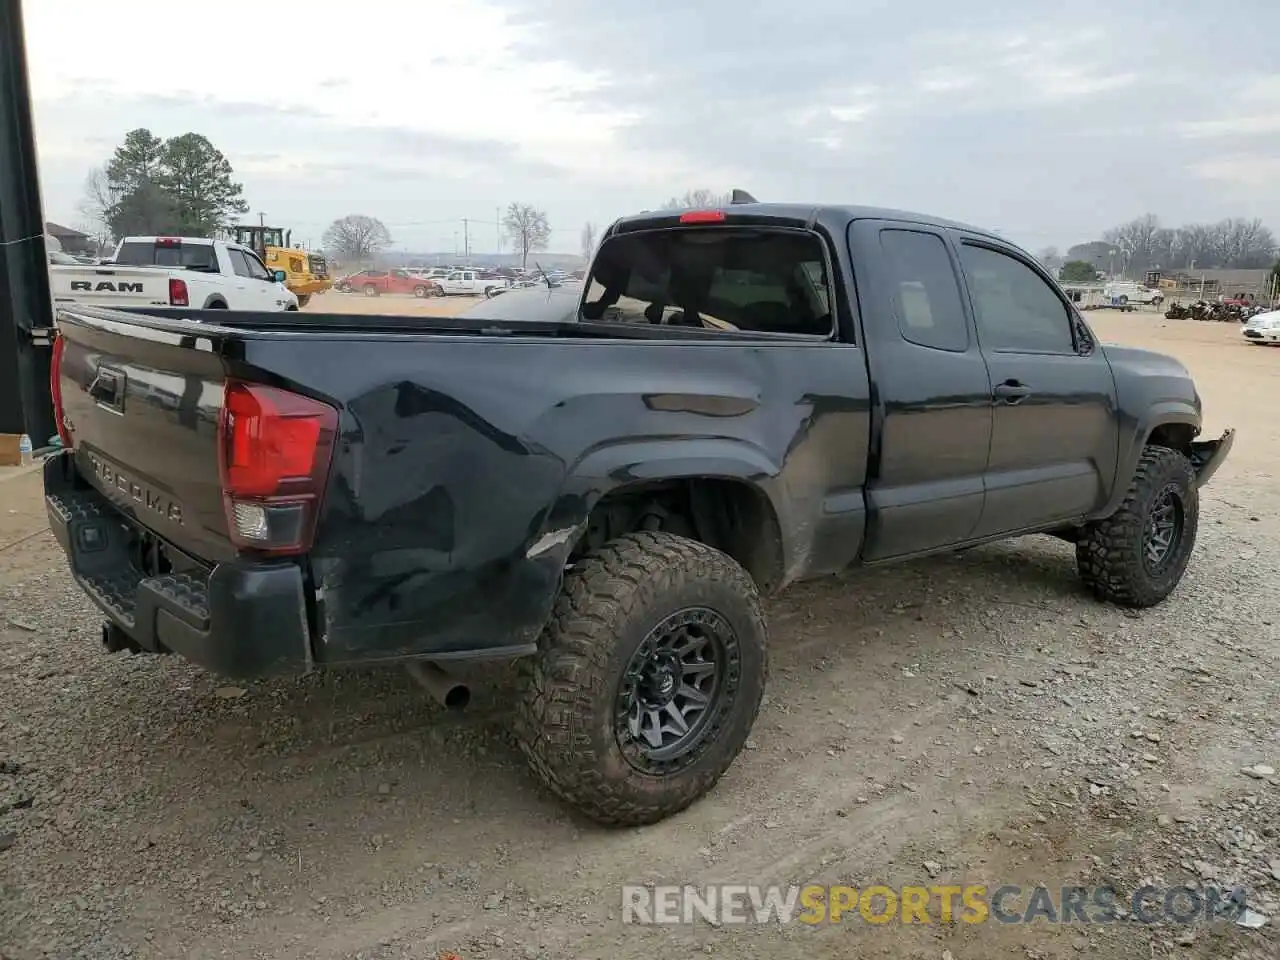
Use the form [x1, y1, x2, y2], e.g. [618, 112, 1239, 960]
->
[337, 269, 442, 298]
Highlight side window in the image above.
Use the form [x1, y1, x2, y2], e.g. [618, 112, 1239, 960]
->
[243, 250, 273, 281]
[960, 244, 1075, 354]
[228, 249, 254, 278]
[878, 229, 969, 352]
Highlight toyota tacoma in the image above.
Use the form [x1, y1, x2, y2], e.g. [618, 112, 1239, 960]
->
[44, 198, 1233, 826]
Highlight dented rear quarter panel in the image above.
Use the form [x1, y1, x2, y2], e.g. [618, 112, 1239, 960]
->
[249, 334, 874, 666]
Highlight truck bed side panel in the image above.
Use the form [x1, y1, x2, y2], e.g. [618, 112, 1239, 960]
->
[242, 335, 872, 665]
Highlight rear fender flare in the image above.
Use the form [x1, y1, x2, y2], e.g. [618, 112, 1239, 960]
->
[533, 438, 789, 569]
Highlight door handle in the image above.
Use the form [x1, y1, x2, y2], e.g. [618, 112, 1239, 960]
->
[993, 380, 1032, 403]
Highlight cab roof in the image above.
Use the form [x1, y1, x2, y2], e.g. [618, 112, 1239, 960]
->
[609, 203, 1004, 245]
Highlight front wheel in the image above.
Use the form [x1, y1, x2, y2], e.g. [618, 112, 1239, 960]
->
[1076, 445, 1198, 608]
[296, 294, 311, 308]
[413, 285, 428, 298]
[514, 532, 768, 826]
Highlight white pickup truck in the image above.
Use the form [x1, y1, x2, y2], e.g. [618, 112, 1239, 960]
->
[1103, 281, 1164, 307]
[435, 270, 509, 297]
[49, 236, 298, 311]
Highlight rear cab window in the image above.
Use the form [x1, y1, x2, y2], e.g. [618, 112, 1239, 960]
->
[581, 226, 835, 336]
[115, 240, 218, 272]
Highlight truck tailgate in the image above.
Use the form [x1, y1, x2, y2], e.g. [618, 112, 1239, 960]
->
[55, 308, 236, 564]
[50, 265, 176, 308]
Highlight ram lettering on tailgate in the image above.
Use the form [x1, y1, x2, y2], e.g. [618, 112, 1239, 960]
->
[70, 280, 144, 293]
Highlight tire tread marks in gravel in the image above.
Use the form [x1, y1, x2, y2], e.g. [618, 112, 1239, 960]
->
[1077, 444, 1199, 608]
[514, 531, 768, 826]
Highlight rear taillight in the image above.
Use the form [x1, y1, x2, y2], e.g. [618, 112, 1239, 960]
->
[217, 382, 338, 556]
[49, 333, 72, 449]
[168, 278, 189, 306]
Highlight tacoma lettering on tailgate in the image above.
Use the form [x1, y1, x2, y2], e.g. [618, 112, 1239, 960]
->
[86, 452, 184, 525]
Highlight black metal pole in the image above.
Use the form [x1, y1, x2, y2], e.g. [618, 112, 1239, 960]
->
[0, 0, 55, 443]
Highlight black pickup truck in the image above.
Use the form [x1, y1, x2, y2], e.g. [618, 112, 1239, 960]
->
[44, 201, 1233, 826]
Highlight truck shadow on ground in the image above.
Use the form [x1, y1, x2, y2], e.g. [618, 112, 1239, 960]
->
[75, 535, 1093, 820]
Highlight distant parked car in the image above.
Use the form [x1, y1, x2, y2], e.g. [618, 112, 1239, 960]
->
[337, 269, 442, 298]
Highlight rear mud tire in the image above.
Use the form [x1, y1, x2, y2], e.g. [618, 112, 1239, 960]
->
[514, 531, 767, 826]
[296, 294, 311, 308]
[1076, 445, 1198, 608]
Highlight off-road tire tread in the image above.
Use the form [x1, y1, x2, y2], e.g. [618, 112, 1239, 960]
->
[514, 531, 767, 826]
[1076, 445, 1197, 608]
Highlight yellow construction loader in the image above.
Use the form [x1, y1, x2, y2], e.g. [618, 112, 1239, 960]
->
[233, 225, 331, 307]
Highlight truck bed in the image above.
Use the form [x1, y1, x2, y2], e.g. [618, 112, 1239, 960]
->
[112, 306, 824, 341]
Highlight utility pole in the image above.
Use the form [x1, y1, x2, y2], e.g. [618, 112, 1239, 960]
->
[462, 218, 470, 261]
[496, 206, 501, 255]
[0, 0, 55, 445]
[258, 212, 266, 227]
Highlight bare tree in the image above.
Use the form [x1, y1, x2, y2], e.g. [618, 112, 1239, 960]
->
[1103, 214, 1162, 276]
[663, 188, 731, 209]
[1098, 215, 1277, 271]
[580, 221, 598, 264]
[323, 214, 392, 262]
[77, 165, 117, 250]
[503, 202, 550, 270]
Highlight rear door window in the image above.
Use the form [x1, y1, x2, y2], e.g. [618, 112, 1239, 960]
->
[878, 229, 970, 352]
[228, 249, 254, 278]
[581, 227, 834, 336]
[115, 241, 218, 272]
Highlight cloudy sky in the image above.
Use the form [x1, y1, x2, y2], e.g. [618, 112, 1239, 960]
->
[24, 0, 1280, 256]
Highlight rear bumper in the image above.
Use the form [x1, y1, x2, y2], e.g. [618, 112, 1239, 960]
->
[43, 454, 312, 679]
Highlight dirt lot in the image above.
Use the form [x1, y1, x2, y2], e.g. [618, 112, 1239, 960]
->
[1, 303, 1277, 960]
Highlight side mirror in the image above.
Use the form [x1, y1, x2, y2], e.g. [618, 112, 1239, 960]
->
[272, 270, 287, 283]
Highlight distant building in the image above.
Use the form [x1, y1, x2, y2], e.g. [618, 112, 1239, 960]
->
[45, 221, 93, 255]
[1166, 267, 1273, 299]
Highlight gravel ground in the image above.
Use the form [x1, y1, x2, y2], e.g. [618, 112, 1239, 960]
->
[0, 309, 1276, 960]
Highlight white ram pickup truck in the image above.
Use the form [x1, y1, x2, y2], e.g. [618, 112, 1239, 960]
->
[49, 236, 298, 312]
